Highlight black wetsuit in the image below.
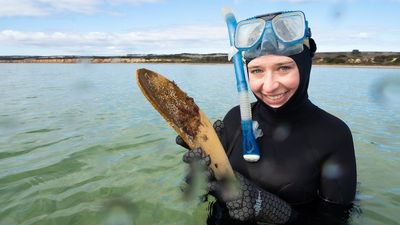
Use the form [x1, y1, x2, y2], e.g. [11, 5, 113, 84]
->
[207, 47, 357, 225]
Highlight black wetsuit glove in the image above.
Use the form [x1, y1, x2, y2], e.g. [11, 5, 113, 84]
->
[177, 120, 294, 224]
[209, 172, 295, 224]
[180, 147, 214, 200]
[176, 120, 224, 199]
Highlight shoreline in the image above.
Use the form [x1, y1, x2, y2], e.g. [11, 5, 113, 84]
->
[313, 64, 400, 69]
[1, 61, 400, 69]
[1, 52, 399, 67]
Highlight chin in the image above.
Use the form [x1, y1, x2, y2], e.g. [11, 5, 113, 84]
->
[267, 103, 286, 108]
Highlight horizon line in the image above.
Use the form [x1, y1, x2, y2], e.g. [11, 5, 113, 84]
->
[1, 51, 400, 57]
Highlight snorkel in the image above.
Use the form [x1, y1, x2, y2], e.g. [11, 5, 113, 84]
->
[223, 8, 261, 162]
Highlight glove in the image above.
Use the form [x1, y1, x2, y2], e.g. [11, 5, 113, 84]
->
[175, 119, 222, 192]
[180, 147, 214, 201]
[181, 148, 294, 224]
[177, 121, 294, 224]
[177, 120, 223, 200]
[209, 172, 294, 224]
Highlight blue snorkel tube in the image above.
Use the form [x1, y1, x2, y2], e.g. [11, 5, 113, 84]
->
[223, 8, 260, 162]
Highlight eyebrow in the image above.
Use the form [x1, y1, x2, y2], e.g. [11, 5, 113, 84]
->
[248, 61, 295, 69]
[276, 61, 296, 66]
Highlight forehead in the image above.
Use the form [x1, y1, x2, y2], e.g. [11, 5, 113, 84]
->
[247, 55, 295, 67]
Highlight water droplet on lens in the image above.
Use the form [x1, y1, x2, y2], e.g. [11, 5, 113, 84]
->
[101, 199, 137, 225]
[273, 123, 291, 142]
[371, 76, 400, 108]
[322, 163, 342, 179]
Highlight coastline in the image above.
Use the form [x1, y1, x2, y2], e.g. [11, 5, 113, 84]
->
[313, 64, 400, 69]
[1, 52, 399, 67]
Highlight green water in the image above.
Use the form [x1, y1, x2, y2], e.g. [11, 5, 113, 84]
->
[0, 64, 399, 225]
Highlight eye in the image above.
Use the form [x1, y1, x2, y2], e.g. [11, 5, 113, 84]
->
[278, 65, 292, 73]
[249, 68, 263, 75]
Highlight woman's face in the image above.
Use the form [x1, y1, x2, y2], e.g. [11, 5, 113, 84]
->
[248, 55, 300, 108]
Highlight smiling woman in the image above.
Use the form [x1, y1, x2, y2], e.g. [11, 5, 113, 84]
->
[177, 9, 357, 225]
[247, 55, 300, 108]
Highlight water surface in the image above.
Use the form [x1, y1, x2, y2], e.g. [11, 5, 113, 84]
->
[0, 64, 399, 225]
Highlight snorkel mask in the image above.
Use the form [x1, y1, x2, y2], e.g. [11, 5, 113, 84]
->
[235, 11, 311, 60]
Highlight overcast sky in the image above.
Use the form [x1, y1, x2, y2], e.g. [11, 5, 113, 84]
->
[0, 0, 399, 55]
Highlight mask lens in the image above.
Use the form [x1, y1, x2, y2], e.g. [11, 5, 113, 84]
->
[272, 12, 305, 43]
[235, 19, 265, 49]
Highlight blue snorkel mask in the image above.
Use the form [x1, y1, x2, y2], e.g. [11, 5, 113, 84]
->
[235, 11, 311, 60]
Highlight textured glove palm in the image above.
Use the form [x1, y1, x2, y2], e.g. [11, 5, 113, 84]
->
[177, 120, 294, 224]
[181, 148, 293, 224]
[210, 172, 293, 224]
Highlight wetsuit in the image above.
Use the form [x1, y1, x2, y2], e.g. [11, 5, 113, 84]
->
[207, 47, 357, 225]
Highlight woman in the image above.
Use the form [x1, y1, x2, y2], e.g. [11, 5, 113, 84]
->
[178, 10, 357, 225]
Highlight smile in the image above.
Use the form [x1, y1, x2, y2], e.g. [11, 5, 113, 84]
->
[265, 91, 289, 100]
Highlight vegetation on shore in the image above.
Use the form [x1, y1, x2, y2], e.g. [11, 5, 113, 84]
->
[1, 51, 399, 66]
[313, 50, 400, 66]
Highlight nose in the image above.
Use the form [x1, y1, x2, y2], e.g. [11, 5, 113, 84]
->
[262, 72, 279, 92]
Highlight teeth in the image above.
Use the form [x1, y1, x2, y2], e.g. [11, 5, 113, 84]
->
[267, 92, 286, 100]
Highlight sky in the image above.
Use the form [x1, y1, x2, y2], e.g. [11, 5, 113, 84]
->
[0, 0, 399, 56]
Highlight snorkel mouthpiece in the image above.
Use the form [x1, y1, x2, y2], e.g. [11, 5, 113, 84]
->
[223, 7, 261, 162]
[242, 120, 261, 162]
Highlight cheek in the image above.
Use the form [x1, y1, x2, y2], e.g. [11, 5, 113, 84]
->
[249, 76, 262, 93]
[284, 72, 300, 90]
[287, 78, 300, 90]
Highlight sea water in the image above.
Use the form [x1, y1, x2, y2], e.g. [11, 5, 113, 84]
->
[0, 63, 399, 225]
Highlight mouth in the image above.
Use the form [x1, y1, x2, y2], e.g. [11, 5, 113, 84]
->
[265, 91, 289, 101]
[260, 90, 292, 108]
